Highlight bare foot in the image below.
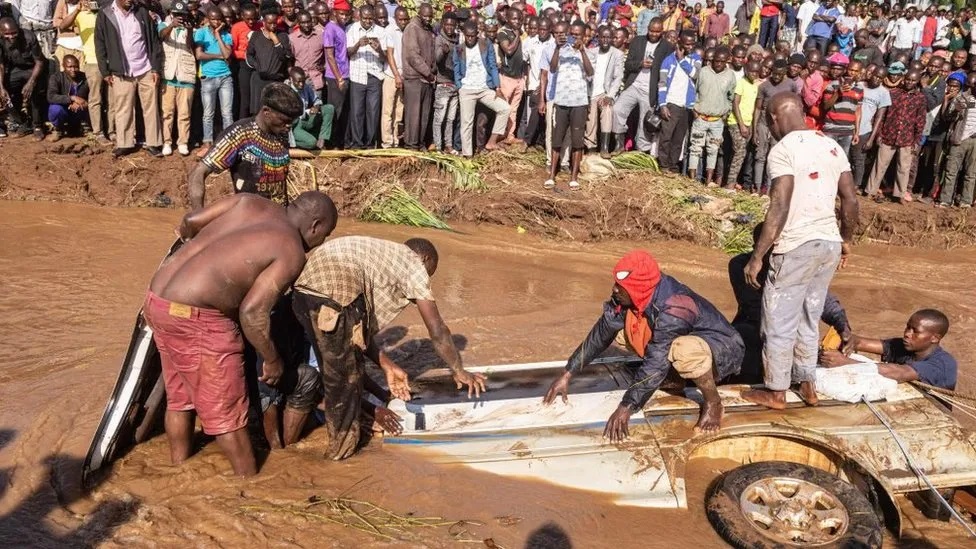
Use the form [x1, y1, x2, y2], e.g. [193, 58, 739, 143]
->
[372, 406, 404, 435]
[694, 400, 724, 434]
[797, 381, 819, 406]
[741, 388, 788, 410]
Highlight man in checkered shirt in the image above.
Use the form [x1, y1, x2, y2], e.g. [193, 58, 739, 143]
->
[293, 235, 487, 460]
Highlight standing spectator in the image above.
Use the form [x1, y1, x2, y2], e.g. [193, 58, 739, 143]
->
[804, 0, 839, 55]
[724, 60, 760, 189]
[733, 0, 754, 37]
[380, 6, 407, 148]
[454, 19, 509, 158]
[865, 68, 927, 204]
[94, 0, 164, 157]
[56, 0, 109, 143]
[322, 7, 349, 146]
[195, 7, 234, 158]
[918, 6, 937, 60]
[612, 17, 671, 154]
[821, 56, 864, 155]
[937, 71, 976, 208]
[10, 0, 57, 58]
[231, 5, 261, 119]
[345, 5, 385, 149]
[780, 0, 797, 49]
[158, 2, 196, 156]
[851, 29, 883, 69]
[52, 0, 84, 66]
[432, 13, 459, 152]
[886, 6, 920, 63]
[290, 11, 325, 98]
[401, 3, 436, 150]
[752, 58, 802, 191]
[522, 16, 550, 147]
[801, 49, 823, 127]
[543, 21, 591, 190]
[278, 0, 299, 31]
[496, 6, 525, 143]
[0, 17, 46, 139]
[246, 12, 291, 118]
[584, 25, 623, 158]
[703, 0, 728, 41]
[688, 46, 735, 184]
[656, 30, 700, 172]
[865, 3, 887, 46]
[46, 52, 88, 140]
[742, 92, 858, 411]
[795, 0, 817, 50]
[758, 0, 781, 50]
[849, 63, 889, 191]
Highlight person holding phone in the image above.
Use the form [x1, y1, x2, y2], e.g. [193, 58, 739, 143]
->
[57, 0, 112, 143]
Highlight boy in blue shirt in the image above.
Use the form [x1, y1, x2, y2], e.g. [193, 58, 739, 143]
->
[820, 309, 957, 390]
[194, 7, 234, 157]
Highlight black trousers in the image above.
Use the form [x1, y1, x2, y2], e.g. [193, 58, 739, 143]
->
[521, 91, 545, 146]
[402, 78, 433, 149]
[237, 63, 253, 119]
[292, 291, 369, 461]
[249, 71, 279, 117]
[346, 75, 381, 149]
[657, 104, 691, 172]
[324, 77, 348, 148]
[5, 66, 46, 130]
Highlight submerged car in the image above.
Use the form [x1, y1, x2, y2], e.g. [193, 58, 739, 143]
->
[386, 358, 976, 548]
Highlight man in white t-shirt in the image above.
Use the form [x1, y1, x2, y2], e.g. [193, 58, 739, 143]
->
[742, 92, 859, 411]
[381, 7, 408, 148]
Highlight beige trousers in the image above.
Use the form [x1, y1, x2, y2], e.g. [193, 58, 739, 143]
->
[458, 88, 510, 156]
[498, 74, 525, 140]
[866, 143, 913, 198]
[161, 84, 194, 147]
[667, 336, 714, 379]
[111, 71, 162, 148]
[381, 76, 404, 148]
[584, 93, 614, 149]
[84, 63, 114, 137]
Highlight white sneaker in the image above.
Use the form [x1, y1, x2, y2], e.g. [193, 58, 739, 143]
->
[178, 144, 190, 156]
[161, 143, 173, 156]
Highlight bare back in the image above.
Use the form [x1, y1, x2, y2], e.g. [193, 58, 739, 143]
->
[150, 195, 306, 317]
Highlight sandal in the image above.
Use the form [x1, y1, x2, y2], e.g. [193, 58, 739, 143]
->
[568, 180, 580, 191]
[543, 179, 556, 189]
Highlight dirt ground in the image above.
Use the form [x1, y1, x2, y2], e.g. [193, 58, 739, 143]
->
[1, 136, 974, 250]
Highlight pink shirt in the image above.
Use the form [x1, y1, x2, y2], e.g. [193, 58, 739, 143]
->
[112, 2, 151, 77]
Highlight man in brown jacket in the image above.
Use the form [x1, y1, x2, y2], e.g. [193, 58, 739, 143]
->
[400, 3, 435, 149]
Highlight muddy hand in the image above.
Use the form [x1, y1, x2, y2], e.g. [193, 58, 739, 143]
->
[374, 406, 404, 435]
[453, 370, 487, 398]
[259, 357, 283, 386]
[543, 370, 572, 405]
[603, 404, 631, 442]
[384, 364, 411, 401]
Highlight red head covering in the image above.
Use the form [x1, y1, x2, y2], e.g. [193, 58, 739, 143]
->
[612, 251, 661, 313]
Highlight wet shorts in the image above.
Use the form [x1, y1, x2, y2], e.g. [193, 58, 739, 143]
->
[143, 291, 248, 436]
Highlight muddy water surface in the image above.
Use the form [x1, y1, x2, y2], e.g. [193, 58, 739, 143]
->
[1, 201, 974, 548]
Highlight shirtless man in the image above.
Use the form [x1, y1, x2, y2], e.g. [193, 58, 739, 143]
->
[145, 191, 338, 475]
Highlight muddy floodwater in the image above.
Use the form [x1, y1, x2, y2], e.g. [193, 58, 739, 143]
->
[1, 201, 974, 548]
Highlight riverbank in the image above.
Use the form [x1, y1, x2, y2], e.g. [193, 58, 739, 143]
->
[2, 137, 974, 251]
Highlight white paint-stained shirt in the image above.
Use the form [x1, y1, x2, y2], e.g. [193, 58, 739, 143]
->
[345, 22, 386, 84]
[766, 130, 850, 254]
[294, 236, 435, 333]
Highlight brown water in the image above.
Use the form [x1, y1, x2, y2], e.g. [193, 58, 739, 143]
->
[0, 201, 974, 548]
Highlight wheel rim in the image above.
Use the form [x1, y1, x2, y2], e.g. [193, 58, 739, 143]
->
[738, 476, 850, 546]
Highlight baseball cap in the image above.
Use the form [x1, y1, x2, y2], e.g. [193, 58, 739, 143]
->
[171, 0, 189, 14]
[887, 61, 907, 75]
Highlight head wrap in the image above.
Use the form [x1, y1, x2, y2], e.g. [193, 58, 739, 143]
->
[948, 71, 967, 87]
[612, 251, 661, 313]
[887, 61, 907, 75]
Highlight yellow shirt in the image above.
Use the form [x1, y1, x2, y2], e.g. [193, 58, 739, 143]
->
[728, 77, 759, 126]
[76, 10, 98, 64]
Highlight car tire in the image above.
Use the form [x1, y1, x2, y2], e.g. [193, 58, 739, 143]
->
[706, 460, 883, 549]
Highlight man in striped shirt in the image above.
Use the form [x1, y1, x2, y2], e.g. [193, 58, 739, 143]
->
[821, 56, 865, 156]
[188, 83, 304, 210]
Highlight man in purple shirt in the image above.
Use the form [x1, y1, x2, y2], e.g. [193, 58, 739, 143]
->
[94, 0, 164, 158]
[322, 7, 350, 147]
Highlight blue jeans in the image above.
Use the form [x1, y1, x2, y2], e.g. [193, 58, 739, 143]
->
[201, 74, 234, 143]
[759, 15, 779, 49]
[804, 35, 829, 55]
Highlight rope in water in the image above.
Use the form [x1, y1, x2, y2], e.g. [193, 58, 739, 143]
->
[861, 397, 976, 538]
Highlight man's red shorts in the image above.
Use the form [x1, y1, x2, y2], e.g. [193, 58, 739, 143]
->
[143, 291, 247, 436]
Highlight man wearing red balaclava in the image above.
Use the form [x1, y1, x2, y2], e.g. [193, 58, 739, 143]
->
[543, 251, 744, 441]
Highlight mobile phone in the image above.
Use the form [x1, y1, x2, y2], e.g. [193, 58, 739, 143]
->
[567, 36, 575, 46]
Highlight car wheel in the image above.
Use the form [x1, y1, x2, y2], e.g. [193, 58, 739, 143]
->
[706, 460, 883, 549]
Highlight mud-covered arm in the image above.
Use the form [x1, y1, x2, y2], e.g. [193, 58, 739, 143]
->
[566, 301, 624, 374]
[620, 306, 692, 410]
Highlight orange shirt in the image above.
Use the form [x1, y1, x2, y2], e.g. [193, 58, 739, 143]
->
[231, 21, 261, 60]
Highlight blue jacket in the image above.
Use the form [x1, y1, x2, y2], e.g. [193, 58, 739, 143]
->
[567, 274, 744, 409]
[657, 51, 701, 109]
[453, 39, 500, 90]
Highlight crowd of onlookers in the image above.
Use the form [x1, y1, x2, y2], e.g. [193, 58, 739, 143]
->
[0, 0, 975, 206]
